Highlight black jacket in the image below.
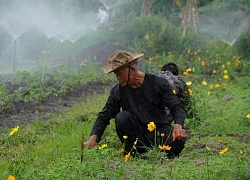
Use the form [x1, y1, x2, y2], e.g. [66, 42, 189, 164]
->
[90, 73, 185, 142]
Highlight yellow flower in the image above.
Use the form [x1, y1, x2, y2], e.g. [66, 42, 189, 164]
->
[223, 75, 229, 79]
[212, 70, 216, 74]
[219, 147, 228, 155]
[183, 71, 189, 76]
[9, 126, 19, 136]
[123, 135, 128, 140]
[124, 153, 130, 162]
[246, 114, 250, 119]
[98, 144, 107, 150]
[188, 88, 193, 96]
[206, 146, 210, 151]
[223, 70, 228, 74]
[173, 89, 176, 94]
[147, 122, 156, 132]
[158, 145, 171, 151]
[207, 91, 211, 96]
[201, 61, 206, 66]
[186, 68, 192, 72]
[8, 175, 15, 180]
[202, 81, 207, 86]
[160, 133, 165, 137]
[120, 148, 125, 153]
[186, 81, 192, 86]
[227, 61, 231, 65]
[215, 84, 220, 88]
[240, 150, 243, 155]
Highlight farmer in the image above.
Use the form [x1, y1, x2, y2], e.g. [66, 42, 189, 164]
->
[82, 50, 187, 159]
[153, 63, 194, 121]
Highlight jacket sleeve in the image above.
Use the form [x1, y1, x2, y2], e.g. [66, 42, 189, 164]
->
[159, 77, 186, 127]
[90, 85, 121, 142]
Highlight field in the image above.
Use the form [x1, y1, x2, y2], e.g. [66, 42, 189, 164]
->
[0, 51, 250, 180]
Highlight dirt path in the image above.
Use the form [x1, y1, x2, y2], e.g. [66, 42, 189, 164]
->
[0, 81, 115, 128]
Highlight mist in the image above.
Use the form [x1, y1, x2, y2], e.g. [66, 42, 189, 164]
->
[0, 0, 107, 75]
[198, 1, 250, 46]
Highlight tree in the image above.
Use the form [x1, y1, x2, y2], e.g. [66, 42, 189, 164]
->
[176, 0, 199, 37]
[140, 0, 157, 17]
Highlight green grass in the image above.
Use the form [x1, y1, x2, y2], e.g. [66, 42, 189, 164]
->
[0, 74, 250, 179]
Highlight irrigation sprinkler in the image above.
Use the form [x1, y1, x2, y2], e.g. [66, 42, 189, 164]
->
[80, 131, 84, 164]
[12, 39, 17, 80]
[41, 36, 51, 84]
[11, 34, 20, 81]
[69, 39, 77, 72]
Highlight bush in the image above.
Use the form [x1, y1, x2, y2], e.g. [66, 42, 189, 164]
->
[234, 29, 250, 60]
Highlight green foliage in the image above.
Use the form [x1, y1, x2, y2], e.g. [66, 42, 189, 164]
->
[0, 76, 13, 109]
[0, 63, 112, 109]
[234, 29, 250, 60]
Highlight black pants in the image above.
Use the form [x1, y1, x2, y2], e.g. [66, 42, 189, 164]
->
[115, 111, 186, 157]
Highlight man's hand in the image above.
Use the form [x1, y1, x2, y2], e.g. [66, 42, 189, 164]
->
[82, 134, 98, 149]
[172, 124, 186, 141]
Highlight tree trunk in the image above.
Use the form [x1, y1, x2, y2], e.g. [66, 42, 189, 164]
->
[179, 0, 199, 36]
[140, 0, 157, 17]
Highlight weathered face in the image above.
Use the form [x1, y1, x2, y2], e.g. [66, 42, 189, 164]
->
[114, 67, 130, 86]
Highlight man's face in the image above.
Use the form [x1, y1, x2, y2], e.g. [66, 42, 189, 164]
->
[114, 67, 129, 86]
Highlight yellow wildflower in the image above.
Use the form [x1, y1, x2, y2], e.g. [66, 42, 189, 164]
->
[183, 71, 189, 76]
[207, 91, 211, 96]
[223, 70, 228, 74]
[8, 175, 15, 180]
[120, 148, 125, 153]
[202, 81, 207, 86]
[124, 153, 130, 162]
[223, 75, 229, 79]
[188, 88, 193, 96]
[123, 135, 128, 140]
[206, 146, 210, 151]
[186, 68, 192, 72]
[147, 122, 156, 132]
[246, 114, 250, 119]
[227, 61, 231, 66]
[215, 84, 220, 88]
[186, 81, 192, 86]
[98, 144, 107, 150]
[219, 147, 228, 155]
[240, 150, 243, 155]
[158, 145, 171, 151]
[161, 133, 165, 137]
[201, 61, 206, 66]
[9, 126, 19, 136]
[173, 89, 176, 94]
[212, 70, 216, 74]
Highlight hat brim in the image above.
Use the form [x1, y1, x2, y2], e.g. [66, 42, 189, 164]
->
[102, 53, 144, 74]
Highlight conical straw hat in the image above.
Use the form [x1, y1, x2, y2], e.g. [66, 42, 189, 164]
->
[103, 50, 144, 74]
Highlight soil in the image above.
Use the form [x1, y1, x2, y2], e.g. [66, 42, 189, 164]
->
[0, 80, 115, 128]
